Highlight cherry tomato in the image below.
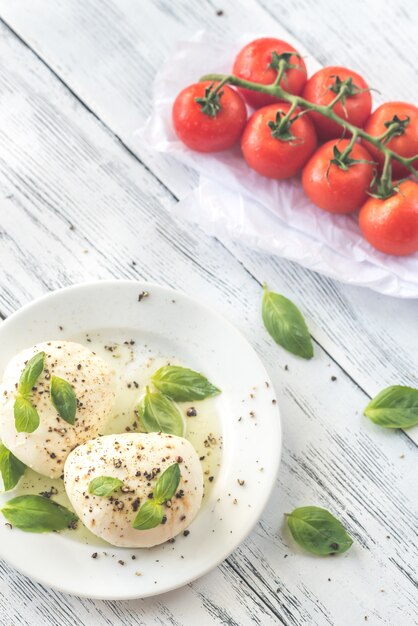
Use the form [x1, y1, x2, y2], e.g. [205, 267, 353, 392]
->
[302, 66, 372, 140]
[359, 181, 418, 256]
[172, 81, 247, 152]
[232, 38, 307, 109]
[241, 103, 317, 179]
[362, 102, 418, 178]
[302, 139, 374, 213]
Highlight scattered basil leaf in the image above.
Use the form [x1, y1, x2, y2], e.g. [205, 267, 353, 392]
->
[364, 385, 418, 429]
[88, 476, 124, 497]
[138, 387, 184, 436]
[152, 366, 221, 401]
[0, 443, 27, 491]
[50, 375, 77, 425]
[262, 284, 313, 359]
[18, 352, 45, 397]
[14, 396, 40, 433]
[1, 495, 78, 532]
[153, 463, 181, 504]
[132, 500, 163, 531]
[285, 506, 353, 556]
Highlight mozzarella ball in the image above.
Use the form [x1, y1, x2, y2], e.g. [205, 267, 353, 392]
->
[0, 341, 115, 478]
[64, 432, 203, 547]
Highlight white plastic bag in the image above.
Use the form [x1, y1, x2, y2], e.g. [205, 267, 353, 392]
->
[140, 31, 418, 298]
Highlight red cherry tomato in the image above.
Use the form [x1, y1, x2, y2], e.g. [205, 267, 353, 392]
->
[302, 67, 372, 140]
[362, 102, 418, 178]
[232, 38, 307, 109]
[302, 139, 374, 213]
[359, 181, 418, 256]
[241, 103, 317, 179]
[172, 81, 247, 152]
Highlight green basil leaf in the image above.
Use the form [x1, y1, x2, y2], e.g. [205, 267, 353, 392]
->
[153, 463, 181, 504]
[138, 387, 184, 436]
[1, 495, 78, 532]
[14, 396, 40, 433]
[0, 443, 27, 491]
[262, 284, 313, 359]
[88, 476, 124, 497]
[132, 500, 163, 531]
[18, 351, 45, 397]
[364, 385, 418, 429]
[50, 375, 77, 425]
[286, 506, 353, 556]
[152, 366, 221, 401]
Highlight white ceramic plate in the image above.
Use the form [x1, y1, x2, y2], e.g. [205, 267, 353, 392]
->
[0, 281, 281, 599]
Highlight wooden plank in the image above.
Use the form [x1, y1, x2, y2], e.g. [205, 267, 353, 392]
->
[2, 0, 418, 448]
[0, 5, 416, 626]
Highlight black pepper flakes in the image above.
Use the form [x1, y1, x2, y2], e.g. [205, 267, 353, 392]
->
[138, 291, 149, 302]
[186, 407, 197, 417]
[40, 486, 58, 499]
[183, 530, 190, 537]
[91, 552, 98, 559]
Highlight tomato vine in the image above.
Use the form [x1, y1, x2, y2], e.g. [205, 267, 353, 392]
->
[200, 56, 418, 198]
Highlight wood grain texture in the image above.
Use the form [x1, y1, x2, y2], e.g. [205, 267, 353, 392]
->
[2, 0, 417, 446]
[0, 1, 417, 625]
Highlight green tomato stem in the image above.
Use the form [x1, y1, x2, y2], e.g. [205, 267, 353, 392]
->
[280, 100, 298, 126]
[272, 59, 287, 87]
[327, 84, 348, 110]
[200, 72, 418, 184]
[211, 75, 230, 95]
[340, 130, 359, 161]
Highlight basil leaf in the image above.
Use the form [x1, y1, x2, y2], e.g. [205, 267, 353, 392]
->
[50, 375, 77, 425]
[0, 443, 27, 491]
[14, 396, 40, 433]
[286, 506, 353, 556]
[88, 476, 124, 497]
[152, 366, 220, 401]
[18, 351, 45, 397]
[262, 284, 313, 359]
[138, 387, 184, 436]
[1, 495, 77, 532]
[132, 500, 163, 531]
[153, 463, 181, 504]
[364, 385, 418, 429]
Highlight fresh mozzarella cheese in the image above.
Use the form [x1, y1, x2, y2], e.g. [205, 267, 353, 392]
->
[64, 432, 203, 547]
[0, 341, 115, 478]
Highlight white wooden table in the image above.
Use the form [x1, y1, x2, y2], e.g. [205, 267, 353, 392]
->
[0, 1, 417, 624]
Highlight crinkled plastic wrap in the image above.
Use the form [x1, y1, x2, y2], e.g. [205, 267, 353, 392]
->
[140, 31, 418, 298]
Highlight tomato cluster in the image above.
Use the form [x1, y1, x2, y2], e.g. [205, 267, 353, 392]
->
[172, 38, 418, 257]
